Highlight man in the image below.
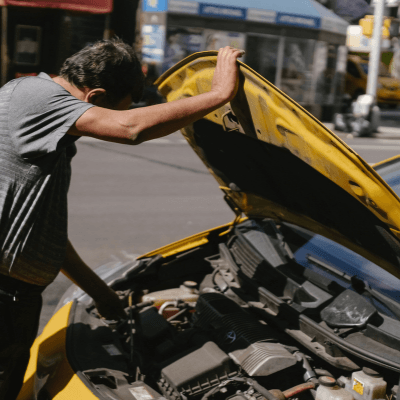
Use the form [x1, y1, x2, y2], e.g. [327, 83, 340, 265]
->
[0, 38, 242, 399]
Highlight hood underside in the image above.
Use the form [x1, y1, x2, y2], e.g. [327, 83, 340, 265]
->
[156, 51, 400, 279]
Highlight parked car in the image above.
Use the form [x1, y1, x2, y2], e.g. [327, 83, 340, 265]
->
[345, 54, 400, 108]
[17, 52, 400, 400]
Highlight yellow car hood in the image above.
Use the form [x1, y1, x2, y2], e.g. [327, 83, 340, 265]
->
[156, 51, 400, 279]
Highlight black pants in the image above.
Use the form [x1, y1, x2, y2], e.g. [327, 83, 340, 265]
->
[0, 274, 45, 400]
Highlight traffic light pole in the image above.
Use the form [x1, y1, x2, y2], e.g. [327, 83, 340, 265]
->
[349, 0, 386, 136]
[367, 0, 386, 97]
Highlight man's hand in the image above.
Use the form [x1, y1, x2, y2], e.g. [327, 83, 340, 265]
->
[61, 240, 128, 320]
[95, 288, 127, 321]
[211, 46, 245, 103]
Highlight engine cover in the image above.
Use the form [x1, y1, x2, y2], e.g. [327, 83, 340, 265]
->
[193, 293, 296, 376]
[159, 342, 236, 399]
[193, 293, 278, 350]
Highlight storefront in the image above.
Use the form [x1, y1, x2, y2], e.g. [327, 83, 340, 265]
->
[0, 0, 140, 85]
[141, 0, 349, 119]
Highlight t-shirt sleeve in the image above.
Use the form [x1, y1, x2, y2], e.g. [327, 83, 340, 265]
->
[8, 76, 95, 160]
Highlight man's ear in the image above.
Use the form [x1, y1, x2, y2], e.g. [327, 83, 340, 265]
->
[85, 88, 107, 105]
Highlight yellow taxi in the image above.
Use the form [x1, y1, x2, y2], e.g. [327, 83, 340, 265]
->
[18, 51, 400, 400]
[346, 54, 400, 107]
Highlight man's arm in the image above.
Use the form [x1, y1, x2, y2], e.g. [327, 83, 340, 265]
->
[67, 47, 243, 145]
[60, 240, 126, 320]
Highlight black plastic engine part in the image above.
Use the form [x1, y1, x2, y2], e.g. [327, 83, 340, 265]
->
[235, 220, 289, 268]
[193, 293, 298, 376]
[193, 293, 277, 352]
[158, 342, 236, 399]
[321, 289, 377, 328]
[83, 370, 118, 389]
[139, 307, 171, 342]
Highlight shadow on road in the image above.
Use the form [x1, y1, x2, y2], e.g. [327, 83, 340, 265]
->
[81, 141, 209, 175]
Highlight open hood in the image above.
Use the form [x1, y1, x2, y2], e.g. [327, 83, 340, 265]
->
[156, 51, 400, 279]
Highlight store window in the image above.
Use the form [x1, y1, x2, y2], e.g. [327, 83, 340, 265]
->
[281, 38, 315, 103]
[245, 35, 280, 84]
[14, 25, 41, 66]
[204, 30, 246, 58]
[310, 41, 328, 105]
[162, 27, 204, 72]
[331, 45, 346, 108]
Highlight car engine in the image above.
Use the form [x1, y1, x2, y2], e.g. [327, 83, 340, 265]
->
[61, 220, 400, 400]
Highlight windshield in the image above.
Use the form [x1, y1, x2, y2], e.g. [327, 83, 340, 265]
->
[280, 158, 400, 314]
[282, 222, 400, 318]
[374, 157, 400, 197]
[359, 61, 392, 77]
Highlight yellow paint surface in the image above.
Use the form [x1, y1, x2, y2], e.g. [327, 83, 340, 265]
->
[18, 302, 99, 400]
[156, 51, 400, 279]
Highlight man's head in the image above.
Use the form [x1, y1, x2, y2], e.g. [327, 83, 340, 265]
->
[59, 38, 144, 109]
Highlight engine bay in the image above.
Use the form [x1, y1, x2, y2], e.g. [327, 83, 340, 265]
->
[62, 219, 400, 400]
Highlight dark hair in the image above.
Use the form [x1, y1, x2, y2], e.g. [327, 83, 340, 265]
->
[59, 38, 144, 105]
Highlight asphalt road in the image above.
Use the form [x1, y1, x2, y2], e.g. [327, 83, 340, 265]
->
[38, 109, 400, 334]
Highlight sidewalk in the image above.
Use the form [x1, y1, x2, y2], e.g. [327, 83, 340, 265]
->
[322, 109, 400, 141]
[323, 122, 400, 140]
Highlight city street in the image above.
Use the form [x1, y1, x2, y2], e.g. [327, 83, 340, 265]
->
[39, 109, 400, 333]
[6, 0, 400, 397]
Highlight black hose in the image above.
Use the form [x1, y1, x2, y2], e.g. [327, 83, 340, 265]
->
[295, 352, 317, 383]
[247, 379, 280, 400]
[200, 376, 279, 400]
[231, 377, 279, 400]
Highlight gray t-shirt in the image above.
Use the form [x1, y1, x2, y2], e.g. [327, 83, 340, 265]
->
[0, 73, 94, 286]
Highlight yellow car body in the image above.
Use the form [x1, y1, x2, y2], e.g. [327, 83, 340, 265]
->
[18, 52, 400, 400]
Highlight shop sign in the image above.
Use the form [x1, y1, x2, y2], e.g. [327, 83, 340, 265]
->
[199, 3, 246, 20]
[5, 0, 112, 13]
[168, 0, 199, 14]
[142, 24, 166, 63]
[247, 9, 276, 24]
[142, 0, 167, 12]
[321, 17, 348, 35]
[276, 12, 321, 29]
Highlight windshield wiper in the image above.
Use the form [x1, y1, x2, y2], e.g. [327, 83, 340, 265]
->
[351, 276, 400, 321]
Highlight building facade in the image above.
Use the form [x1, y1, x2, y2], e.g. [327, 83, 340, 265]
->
[141, 0, 349, 119]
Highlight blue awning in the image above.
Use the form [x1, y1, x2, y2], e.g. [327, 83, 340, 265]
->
[143, 0, 349, 35]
